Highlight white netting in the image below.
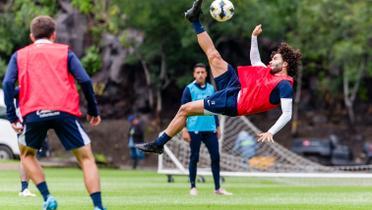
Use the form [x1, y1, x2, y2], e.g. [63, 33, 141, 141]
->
[158, 116, 372, 177]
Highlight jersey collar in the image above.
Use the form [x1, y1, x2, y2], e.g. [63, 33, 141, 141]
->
[35, 39, 53, 44]
[193, 81, 207, 90]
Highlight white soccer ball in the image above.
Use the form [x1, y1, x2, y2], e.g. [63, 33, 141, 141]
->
[209, 0, 234, 22]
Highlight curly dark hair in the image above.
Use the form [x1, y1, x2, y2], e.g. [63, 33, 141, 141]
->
[271, 42, 302, 76]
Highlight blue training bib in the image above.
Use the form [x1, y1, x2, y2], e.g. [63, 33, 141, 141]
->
[186, 82, 217, 132]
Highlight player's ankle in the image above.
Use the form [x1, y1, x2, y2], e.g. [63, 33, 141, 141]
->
[192, 20, 205, 34]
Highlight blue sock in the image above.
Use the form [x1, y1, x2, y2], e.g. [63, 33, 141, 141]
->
[21, 181, 28, 191]
[192, 20, 205, 34]
[36, 182, 50, 201]
[90, 192, 103, 209]
[155, 133, 171, 146]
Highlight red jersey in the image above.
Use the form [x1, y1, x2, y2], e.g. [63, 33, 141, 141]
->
[17, 42, 81, 117]
[237, 66, 293, 116]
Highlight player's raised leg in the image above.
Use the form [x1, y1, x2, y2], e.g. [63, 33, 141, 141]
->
[136, 100, 205, 154]
[185, 0, 228, 78]
[136, 0, 232, 154]
[164, 100, 205, 137]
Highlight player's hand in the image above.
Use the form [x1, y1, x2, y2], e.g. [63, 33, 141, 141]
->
[11, 122, 23, 134]
[257, 132, 274, 143]
[252, 24, 263, 37]
[87, 115, 101, 127]
[182, 130, 191, 143]
[217, 127, 221, 139]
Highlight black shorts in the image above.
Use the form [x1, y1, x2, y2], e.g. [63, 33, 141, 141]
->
[19, 111, 91, 150]
[204, 65, 241, 116]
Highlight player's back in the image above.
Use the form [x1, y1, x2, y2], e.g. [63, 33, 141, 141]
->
[17, 42, 81, 118]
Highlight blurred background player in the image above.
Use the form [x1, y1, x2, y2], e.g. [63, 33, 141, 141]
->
[127, 114, 145, 169]
[12, 87, 36, 197]
[136, 0, 302, 154]
[2, 16, 106, 210]
[181, 63, 231, 196]
[18, 162, 36, 197]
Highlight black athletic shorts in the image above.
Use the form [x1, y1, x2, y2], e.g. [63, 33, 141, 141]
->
[203, 65, 241, 116]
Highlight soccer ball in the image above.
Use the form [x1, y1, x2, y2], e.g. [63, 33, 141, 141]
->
[209, 0, 234, 22]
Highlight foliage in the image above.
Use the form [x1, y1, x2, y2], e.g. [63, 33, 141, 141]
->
[81, 45, 102, 76]
[116, 0, 305, 88]
[71, 0, 93, 15]
[0, 0, 370, 115]
[0, 0, 57, 84]
[0, 58, 7, 79]
[71, 0, 122, 40]
[288, 0, 371, 104]
[116, 0, 203, 88]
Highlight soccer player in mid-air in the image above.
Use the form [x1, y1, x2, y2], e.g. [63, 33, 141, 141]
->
[136, 0, 302, 154]
[2, 16, 106, 210]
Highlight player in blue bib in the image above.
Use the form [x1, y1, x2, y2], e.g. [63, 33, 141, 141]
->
[181, 63, 232, 196]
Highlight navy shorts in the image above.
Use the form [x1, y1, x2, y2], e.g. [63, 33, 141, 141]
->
[204, 65, 241, 116]
[19, 111, 91, 150]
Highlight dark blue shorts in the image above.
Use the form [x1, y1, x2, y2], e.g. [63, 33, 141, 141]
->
[19, 111, 91, 150]
[204, 65, 241, 116]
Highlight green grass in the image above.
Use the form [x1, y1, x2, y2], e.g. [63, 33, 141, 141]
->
[1, 168, 372, 209]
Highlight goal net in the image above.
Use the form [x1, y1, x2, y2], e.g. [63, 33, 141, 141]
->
[158, 116, 372, 178]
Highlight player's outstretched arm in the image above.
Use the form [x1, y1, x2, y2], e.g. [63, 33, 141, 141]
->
[250, 24, 266, 67]
[258, 98, 293, 143]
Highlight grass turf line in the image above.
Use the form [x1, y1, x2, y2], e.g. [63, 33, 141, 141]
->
[0, 168, 372, 209]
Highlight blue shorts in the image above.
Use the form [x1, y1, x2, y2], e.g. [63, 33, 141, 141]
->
[19, 111, 91, 150]
[204, 65, 241, 116]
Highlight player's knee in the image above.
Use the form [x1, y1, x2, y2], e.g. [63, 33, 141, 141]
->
[83, 154, 94, 162]
[75, 151, 94, 163]
[20, 147, 36, 157]
[179, 104, 191, 116]
[207, 49, 223, 66]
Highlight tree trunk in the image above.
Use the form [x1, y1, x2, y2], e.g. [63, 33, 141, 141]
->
[291, 63, 303, 137]
[156, 88, 162, 119]
[342, 57, 366, 129]
[140, 58, 155, 108]
[156, 50, 169, 118]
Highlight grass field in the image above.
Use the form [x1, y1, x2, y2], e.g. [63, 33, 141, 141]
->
[1, 167, 372, 210]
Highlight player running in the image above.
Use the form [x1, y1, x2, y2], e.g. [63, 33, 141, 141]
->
[136, 0, 302, 154]
[2, 16, 106, 210]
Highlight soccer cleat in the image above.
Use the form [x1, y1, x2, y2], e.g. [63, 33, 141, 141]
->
[19, 188, 36, 197]
[135, 142, 164, 154]
[189, 187, 198, 196]
[185, 0, 204, 22]
[214, 188, 233, 196]
[42, 195, 58, 210]
[94, 207, 107, 210]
